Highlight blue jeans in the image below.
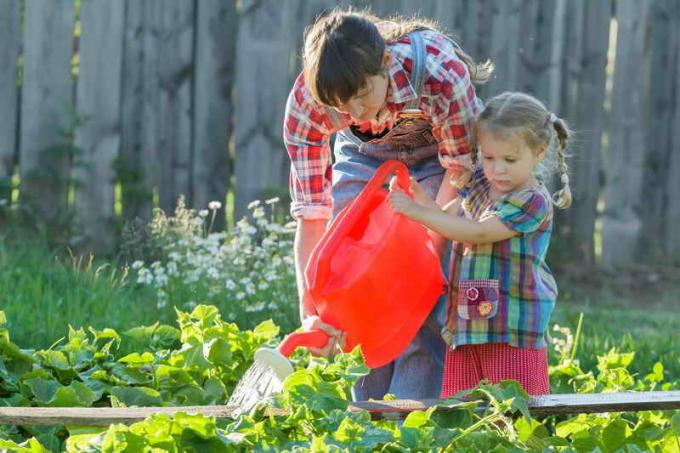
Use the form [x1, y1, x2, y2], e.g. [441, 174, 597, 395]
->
[331, 128, 450, 400]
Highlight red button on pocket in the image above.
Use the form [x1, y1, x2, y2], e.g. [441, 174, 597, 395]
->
[466, 287, 479, 301]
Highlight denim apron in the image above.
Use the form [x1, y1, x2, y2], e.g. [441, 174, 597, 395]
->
[327, 32, 449, 400]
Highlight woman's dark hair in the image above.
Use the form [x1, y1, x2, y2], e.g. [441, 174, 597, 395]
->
[303, 8, 493, 107]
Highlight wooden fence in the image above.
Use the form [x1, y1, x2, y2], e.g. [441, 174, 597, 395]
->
[0, 0, 679, 267]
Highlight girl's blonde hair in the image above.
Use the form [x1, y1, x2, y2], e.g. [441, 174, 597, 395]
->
[476, 92, 572, 209]
[302, 8, 493, 107]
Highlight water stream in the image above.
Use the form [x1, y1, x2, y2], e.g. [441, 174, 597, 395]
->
[227, 359, 284, 417]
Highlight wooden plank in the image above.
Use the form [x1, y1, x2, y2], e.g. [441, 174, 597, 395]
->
[119, 0, 155, 223]
[553, 0, 611, 266]
[637, 0, 680, 265]
[514, 0, 561, 103]
[233, 0, 333, 219]
[1, 391, 678, 426]
[601, 0, 651, 268]
[356, 391, 680, 419]
[73, 0, 125, 254]
[19, 0, 74, 226]
[156, 0, 194, 213]
[191, 0, 237, 229]
[664, 2, 680, 264]
[0, 1, 20, 202]
[485, 0, 522, 96]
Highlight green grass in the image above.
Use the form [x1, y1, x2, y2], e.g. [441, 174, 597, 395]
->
[550, 273, 680, 379]
[0, 235, 171, 349]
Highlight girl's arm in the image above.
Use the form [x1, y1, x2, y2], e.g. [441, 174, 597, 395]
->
[388, 191, 517, 245]
[392, 172, 459, 256]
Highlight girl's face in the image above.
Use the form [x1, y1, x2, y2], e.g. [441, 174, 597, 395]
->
[335, 74, 389, 122]
[477, 127, 545, 194]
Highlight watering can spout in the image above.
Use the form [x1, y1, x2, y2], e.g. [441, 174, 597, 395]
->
[277, 330, 331, 357]
[252, 330, 331, 383]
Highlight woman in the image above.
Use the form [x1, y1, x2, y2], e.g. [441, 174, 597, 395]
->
[283, 8, 492, 400]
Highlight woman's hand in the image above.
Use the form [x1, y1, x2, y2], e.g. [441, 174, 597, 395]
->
[301, 315, 346, 357]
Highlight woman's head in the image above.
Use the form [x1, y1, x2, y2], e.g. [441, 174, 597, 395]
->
[475, 92, 572, 208]
[303, 10, 387, 121]
[302, 8, 493, 122]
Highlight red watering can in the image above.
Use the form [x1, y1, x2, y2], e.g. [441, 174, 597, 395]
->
[276, 160, 445, 368]
[231, 161, 445, 413]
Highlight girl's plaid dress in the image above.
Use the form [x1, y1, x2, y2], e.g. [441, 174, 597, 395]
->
[443, 166, 558, 350]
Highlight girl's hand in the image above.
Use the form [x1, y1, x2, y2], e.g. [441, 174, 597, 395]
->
[301, 315, 346, 357]
[408, 178, 432, 206]
[388, 190, 422, 218]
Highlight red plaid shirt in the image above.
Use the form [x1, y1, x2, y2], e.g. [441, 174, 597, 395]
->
[284, 30, 482, 220]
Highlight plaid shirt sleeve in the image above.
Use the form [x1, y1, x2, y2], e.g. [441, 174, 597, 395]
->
[426, 50, 482, 172]
[283, 74, 335, 220]
[494, 189, 552, 234]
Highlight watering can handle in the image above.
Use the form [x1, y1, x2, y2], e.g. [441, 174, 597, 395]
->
[278, 330, 331, 357]
[311, 160, 411, 290]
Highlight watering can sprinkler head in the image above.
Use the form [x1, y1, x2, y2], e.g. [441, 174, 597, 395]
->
[253, 347, 294, 381]
[227, 330, 330, 416]
[258, 329, 332, 377]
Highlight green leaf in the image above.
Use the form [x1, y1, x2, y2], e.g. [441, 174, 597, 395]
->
[602, 419, 629, 451]
[118, 352, 155, 365]
[173, 343, 211, 371]
[101, 424, 148, 452]
[110, 386, 162, 407]
[671, 413, 680, 435]
[24, 378, 58, 404]
[253, 319, 279, 339]
[498, 380, 531, 419]
[283, 369, 348, 413]
[556, 415, 592, 438]
[36, 350, 70, 370]
[205, 337, 232, 366]
[0, 438, 50, 452]
[515, 416, 549, 441]
[402, 410, 430, 428]
[152, 324, 181, 349]
[644, 362, 665, 385]
[108, 362, 153, 386]
[202, 377, 226, 405]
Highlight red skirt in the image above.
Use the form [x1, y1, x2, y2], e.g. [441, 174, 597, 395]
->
[441, 343, 550, 398]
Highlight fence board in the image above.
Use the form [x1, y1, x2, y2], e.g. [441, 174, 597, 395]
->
[484, 0, 522, 96]
[0, 1, 20, 203]
[19, 0, 74, 227]
[602, 0, 651, 268]
[191, 0, 237, 227]
[554, 0, 611, 265]
[119, 0, 155, 223]
[233, 0, 313, 218]
[73, 0, 125, 254]
[638, 0, 680, 265]
[156, 0, 194, 213]
[664, 5, 680, 264]
[1, 391, 678, 426]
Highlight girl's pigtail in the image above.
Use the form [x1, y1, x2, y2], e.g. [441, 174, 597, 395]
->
[551, 116, 572, 209]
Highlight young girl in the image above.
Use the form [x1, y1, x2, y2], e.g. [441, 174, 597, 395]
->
[285, 8, 492, 401]
[388, 92, 572, 396]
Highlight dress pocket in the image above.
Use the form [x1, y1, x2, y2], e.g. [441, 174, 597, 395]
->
[457, 279, 499, 320]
